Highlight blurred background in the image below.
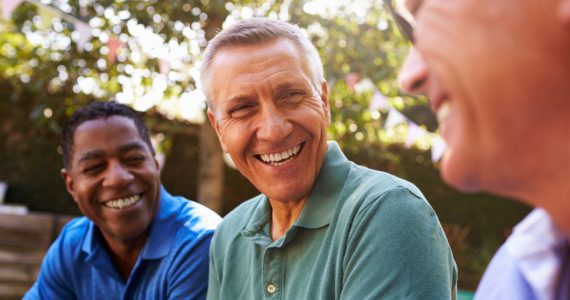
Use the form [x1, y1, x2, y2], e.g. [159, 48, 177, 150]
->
[0, 0, 530, 293]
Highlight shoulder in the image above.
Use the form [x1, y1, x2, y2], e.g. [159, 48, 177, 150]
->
[38, 217, 88, 280]
[154, 195, 221, 267]
[348, 163, 425, 197]
[222, 194, 264, 222]
[474, 244, 534, 299]
[52, 216, 90, 250]
[163, 193, 222, 236]
[212, 195, 265, 243]
[219, 195, 264, 228]
[341, 163, 432, 218]
[179, 199, 222, 234]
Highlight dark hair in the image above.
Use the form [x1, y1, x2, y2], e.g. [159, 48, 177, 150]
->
[61, 101, 155, 169]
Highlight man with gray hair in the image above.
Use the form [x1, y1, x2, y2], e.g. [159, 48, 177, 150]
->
[202, 17, 457, 299]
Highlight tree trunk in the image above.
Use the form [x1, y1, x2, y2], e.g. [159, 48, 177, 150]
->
[197, 2, 228, 214]
[197, 121, 224, 213]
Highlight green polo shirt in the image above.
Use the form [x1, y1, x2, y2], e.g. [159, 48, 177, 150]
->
[208, 142, 457, 299]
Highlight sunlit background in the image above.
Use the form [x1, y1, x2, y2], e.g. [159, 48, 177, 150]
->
[0, 0, 531, 295]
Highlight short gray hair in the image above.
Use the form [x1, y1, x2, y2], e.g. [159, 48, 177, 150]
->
[200, 17, 324, 108]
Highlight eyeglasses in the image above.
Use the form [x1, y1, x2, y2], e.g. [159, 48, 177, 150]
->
[383, 0, 415, 44]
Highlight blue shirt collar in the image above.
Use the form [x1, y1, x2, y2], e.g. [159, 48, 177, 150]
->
[81, 186, 177, 260]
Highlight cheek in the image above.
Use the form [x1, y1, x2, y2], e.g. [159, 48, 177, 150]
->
[141, 169, 160, 187]
[72, 179, 93, 200]
[219, 123, 251, 155]
[73, 190, 96, 216]
[299, 99, 328, 122]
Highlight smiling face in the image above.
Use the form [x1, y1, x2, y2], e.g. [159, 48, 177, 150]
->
[398, 0, 570, 195]
[207, 38, 330, 204]
[62, 116, 160, 244]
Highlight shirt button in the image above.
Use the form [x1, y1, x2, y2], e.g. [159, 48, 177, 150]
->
[266, 283, 276, 294]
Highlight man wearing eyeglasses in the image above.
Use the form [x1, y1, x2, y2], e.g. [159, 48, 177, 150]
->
[385, 0, 570, 299]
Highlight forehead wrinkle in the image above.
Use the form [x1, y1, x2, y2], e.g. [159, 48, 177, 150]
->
[211, 40, 310, 116]
[232, 56, 301, 83]
[222, 69, 307, 106]
[268, 72, 311, 93]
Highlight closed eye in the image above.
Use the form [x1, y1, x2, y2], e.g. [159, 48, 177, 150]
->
[83, 164, 104, 174]
[229, 103, 257, 118]
[125, 155, 146, 165]
[278, 90, 305, 103]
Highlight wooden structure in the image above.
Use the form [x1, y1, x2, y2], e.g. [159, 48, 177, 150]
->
[0, 212, 74, 300]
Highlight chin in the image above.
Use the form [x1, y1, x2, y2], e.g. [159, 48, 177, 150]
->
[266, 188, 309, 203]
[440, 151, 481, 193]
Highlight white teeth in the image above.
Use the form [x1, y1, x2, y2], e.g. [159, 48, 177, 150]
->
[259, 144, 302, 164]
[436, 102, 451, 125]
[103, 194, 141, 209]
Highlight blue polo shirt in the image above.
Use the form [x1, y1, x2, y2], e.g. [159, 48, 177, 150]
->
[24, 187, 221, 300]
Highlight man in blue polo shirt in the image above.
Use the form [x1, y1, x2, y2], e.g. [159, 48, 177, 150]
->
[24, 101, 221, 299]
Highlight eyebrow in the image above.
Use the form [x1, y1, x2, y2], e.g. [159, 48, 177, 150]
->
[77, 142, 147, 164]
[77, 150, 105, 164]
[274, 82, 296, 94]
[222, 76, 308, 107]
[118, 142, 147, 154]
[226, 94, 256, 106]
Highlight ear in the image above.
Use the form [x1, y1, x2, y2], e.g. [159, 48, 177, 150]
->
[153, 156, 161, 172]
[61, 168, 79, 204]
[207, 108, 228, 152]
[320, 81, 331, 124]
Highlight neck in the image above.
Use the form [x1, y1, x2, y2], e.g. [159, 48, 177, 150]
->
[523, 175, 570, 238]
[101, 231, 148, 280]
[485, 109, 570, 238]
[269, 197, 307, 240]
[509, 126, 570, 238]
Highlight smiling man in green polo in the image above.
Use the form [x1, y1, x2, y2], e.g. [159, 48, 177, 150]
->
[201, 17, 457, 299]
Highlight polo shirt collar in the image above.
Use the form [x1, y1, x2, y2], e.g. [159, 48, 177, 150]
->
[294, 141, 350, 229]
[81, 186, 176, 260]
[240, 142, 350, 245]
[505, 208, 569, 299]
[140, 186, 177, 259]
[81, 220, 99, 255]
[81, 222, 119, 280]
[241, 195, 272, 243]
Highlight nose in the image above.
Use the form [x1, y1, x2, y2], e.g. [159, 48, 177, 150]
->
[103, 160, 134, 188]
[256, 104, 293, 143]
[398, 47, 429, 95]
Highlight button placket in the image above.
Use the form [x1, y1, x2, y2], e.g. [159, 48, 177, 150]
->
[263, 247, 283, 298]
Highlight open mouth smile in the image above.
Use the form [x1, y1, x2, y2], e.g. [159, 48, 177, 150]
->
[436, 101, 451, 125]
[256, 142, 304, 167]
[103, 194, 142, 209]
